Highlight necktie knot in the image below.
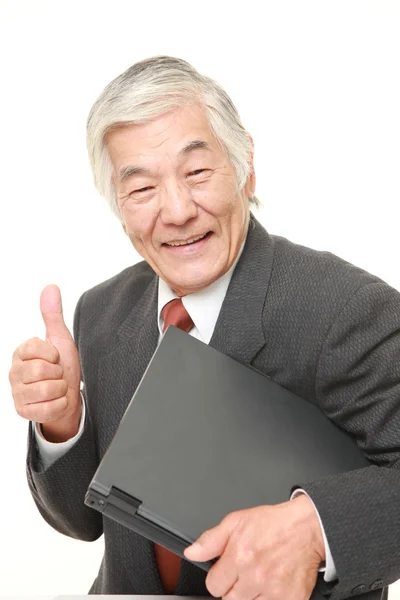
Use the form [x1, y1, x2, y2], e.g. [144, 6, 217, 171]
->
[161, 298, 194, 334]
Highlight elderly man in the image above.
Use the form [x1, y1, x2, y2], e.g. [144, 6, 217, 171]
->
[9, 56, 400, 600]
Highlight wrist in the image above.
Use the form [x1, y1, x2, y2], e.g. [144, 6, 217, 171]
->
[40, 402, 82, 443]
[291, 494, 326, 562]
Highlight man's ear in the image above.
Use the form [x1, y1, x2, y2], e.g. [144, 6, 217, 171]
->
[246, 135, 256, 199]
[247, 169, 256, 198]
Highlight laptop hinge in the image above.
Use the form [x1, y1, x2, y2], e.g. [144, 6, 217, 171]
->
[85, 485, 142, 517]
[109, 486, 143, 516]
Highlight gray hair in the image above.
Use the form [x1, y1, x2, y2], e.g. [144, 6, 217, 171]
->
[86, 56, 259, 220]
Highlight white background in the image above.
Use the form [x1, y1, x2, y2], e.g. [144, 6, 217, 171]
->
[1, 0, 399, 596]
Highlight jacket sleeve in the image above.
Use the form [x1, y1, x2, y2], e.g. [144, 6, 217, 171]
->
[26, 291, 103, 542]
[296, 281, 400, 599]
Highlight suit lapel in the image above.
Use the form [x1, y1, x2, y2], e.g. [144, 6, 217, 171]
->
[210, 214, 275, 364]
[97, 274, 160, 453]
[117, 272, 159, 342]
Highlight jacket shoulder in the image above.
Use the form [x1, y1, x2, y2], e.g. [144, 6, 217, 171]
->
[265, 234, 395, 354]
[270, 234, 384, 299]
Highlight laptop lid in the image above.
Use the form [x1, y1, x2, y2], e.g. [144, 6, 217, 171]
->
[85, 326, 368, 568]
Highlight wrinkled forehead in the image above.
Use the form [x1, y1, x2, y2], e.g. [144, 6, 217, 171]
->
[105, 104, 226, 172]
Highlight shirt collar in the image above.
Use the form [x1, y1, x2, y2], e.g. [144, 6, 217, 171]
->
[157, 237, 246, 343]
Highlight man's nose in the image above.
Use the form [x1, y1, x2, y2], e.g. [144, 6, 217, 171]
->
[160, 180, 198, 225]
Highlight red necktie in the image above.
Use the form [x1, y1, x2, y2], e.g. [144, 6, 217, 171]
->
[154, 298, 194, 593]
[161, 298, 194, 334]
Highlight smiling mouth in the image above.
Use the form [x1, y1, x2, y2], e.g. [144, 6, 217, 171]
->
[163, 232, 212, 247]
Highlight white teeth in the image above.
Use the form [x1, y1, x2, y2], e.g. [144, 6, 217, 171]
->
[166, 233, 207, 247]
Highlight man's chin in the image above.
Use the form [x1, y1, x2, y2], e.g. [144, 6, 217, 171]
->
[165, 273, 220, 297]
[158, 253, 228, 295]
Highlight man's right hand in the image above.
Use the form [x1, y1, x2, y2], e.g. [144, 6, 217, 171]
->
[9, 284, 82, 443]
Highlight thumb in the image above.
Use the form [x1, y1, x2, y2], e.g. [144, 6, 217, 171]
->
[184, 523, 230, 562]
[40, 284, 73, 343]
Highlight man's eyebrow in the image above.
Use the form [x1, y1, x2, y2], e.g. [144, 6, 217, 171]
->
[118, 165, 151, 183]
[178, 139, 211, 156]
[117, 140, 211, 183]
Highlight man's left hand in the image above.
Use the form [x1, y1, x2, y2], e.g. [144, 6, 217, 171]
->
[183, 495, 325, 600]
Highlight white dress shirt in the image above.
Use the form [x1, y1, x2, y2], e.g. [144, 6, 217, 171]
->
[34, 240, 336, 581]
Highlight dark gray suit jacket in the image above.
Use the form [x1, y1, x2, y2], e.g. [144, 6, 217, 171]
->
[27, 215, 400, 599]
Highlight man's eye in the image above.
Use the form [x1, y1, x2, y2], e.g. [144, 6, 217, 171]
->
[188, 169, 207, 177]
[132, 186, 152, 194]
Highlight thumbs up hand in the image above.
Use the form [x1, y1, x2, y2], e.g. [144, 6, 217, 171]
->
[9, 285, 82, 442]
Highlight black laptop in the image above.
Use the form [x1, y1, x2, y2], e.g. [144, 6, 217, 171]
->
[85, 325, 368, 572]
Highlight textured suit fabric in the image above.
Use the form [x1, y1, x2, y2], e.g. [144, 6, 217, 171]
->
[26, 214, 400, 600]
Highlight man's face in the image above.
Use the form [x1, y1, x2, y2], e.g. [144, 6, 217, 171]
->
[107, 104, 255, 296]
